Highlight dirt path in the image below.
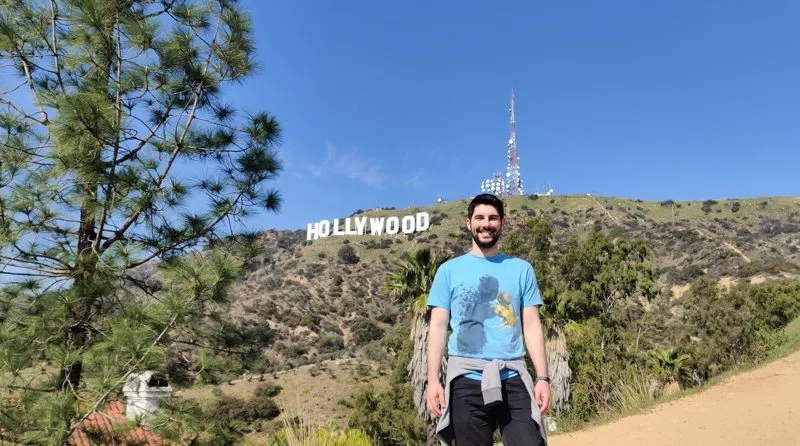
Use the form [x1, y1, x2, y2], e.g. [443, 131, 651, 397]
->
[550, 350, 800, 446]
[693, 228, 752, 263]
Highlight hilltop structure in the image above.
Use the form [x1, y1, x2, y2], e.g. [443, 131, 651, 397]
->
[480, 90, 525, 196]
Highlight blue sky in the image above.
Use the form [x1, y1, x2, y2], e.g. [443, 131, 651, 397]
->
[231, 0, 799, 230]
[10, 1, 797, 233]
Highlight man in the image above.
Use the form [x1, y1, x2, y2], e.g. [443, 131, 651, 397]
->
[426, 193, 550, 446]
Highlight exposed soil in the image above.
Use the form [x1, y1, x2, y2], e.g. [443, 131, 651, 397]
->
[551, 350, 800, 446]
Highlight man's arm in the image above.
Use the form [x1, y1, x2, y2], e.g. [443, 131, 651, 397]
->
[522, 305, 551, 415]
[426, 307, 449, 417]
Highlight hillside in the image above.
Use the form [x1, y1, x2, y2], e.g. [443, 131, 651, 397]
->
[227, 195, 800, 373]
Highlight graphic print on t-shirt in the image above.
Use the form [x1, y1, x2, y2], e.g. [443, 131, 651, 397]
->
[456, 275, 515, 354]
[494, 291, 517, 328]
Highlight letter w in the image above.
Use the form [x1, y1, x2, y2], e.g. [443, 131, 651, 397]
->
[370, 217, 385, 235]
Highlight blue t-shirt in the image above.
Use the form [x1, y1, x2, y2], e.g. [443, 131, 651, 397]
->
[427, 252, 543, 380]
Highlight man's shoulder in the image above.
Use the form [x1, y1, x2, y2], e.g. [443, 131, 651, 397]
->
[498, 253, 534, 270]
[438, 253, 472, 269]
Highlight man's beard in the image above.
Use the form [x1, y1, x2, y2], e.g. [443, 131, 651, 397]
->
[471, 228, 501, 249]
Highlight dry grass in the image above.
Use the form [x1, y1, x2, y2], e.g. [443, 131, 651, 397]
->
[178, 358, 389, 427]
[252, 404, 373, 446]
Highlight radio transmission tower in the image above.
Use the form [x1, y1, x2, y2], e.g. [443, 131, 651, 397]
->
[506, 90, 524, 196]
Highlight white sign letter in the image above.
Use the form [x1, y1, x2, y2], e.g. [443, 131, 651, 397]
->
[355, 217, 367, 235]
[307, 222, 319, 241]
[370, 217, 385, 235]
[416, 212, 430, 232]
[332, 218, 343, 235]
[345, 218, 357, 235]
[386, 216, 400, 235]
[401, 215, 415, 234]
[318, 220, 331, 238]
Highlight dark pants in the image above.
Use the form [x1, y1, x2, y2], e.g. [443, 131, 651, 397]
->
[450, 375, 545, 446]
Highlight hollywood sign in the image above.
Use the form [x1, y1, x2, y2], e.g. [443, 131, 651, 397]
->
[307, 212, 430, 241]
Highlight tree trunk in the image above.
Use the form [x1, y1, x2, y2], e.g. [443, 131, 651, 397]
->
[546, 326, 571, 414]
[408, 309, 446, 445]
[60, 201, 100, 392]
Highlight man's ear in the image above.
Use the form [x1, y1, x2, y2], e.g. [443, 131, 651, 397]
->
[465, 218, 471, 231]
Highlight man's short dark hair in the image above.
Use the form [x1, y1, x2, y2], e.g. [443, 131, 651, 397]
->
[468, 194, 505, 219]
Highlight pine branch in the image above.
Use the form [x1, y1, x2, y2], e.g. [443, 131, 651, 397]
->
[123, 185, 250, 270]
[143, 0, 178, 19]
[1, 254, 62, 272]
[66, 313, 179, 440]
[0, 141, 55, 158]
[15, 51, 49, 125]
[94, 4, 125, 253]
[112, 114, 170, 165]
[0, 80, 27, 95]
[0, 97, 46, 125]
[174, 339, 251, 356]
[49, 0, 66, 94]
[8, 240, 72, 269]
[3, 385, 56, 393]
[101, 91, 201, 252]
[0, 270, 58, 278]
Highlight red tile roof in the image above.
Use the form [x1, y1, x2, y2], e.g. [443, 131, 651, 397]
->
[68, 400, 170, 446]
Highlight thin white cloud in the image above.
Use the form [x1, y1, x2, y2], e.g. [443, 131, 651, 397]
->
[310, 142, 383, 187]
[275, 146, 305, 180]
[309, 144, 333, 178]
[277, 146, 293, 170]
[404, 170, 424, 189]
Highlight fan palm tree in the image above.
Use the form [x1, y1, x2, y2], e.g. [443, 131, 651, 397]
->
[382, 248, 449, 445]
[649, 347, 691, 384]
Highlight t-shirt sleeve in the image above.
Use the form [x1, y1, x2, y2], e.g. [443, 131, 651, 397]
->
[426, 264, 451, 311]
[522, 263, 543, 308]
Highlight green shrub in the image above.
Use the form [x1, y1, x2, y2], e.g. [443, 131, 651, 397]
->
[338, 245, 360, 264]
[271, 422, 373, 446]
[318, 333, 345, 353]
[213, 394, 280, 425]
[348, 319, 385, 346]
[254, 383, 283, 398]
[733, 259, 800, 278]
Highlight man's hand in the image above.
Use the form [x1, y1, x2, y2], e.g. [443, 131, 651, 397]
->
[534, 380, 551, 416]
[427, 380, 446, 417]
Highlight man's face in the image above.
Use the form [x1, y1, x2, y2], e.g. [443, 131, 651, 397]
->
[467, 204, 504, 249]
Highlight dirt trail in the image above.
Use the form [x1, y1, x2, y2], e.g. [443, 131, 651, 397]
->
[694, 228, 752, 263]
[550, 350, 800, 446]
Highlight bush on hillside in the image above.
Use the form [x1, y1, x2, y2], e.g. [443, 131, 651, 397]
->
[213, 394, 280, 425]
[318, 333, 345, 353]
[733, 259, 800, 278]
[679, 278, 800, 380]
[338, 244, 360, 264]
[348, 319, 385, 347]
[350, 330, 427, 445]
[254, 383, 283, 398]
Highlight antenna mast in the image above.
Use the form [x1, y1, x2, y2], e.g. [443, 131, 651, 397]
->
[506, 89, 523, 196]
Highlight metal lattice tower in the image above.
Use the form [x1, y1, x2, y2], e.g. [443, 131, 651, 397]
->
[506, 90, 524, 196]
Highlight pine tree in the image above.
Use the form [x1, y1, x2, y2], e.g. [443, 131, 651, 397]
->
[0, 0, 282, 443]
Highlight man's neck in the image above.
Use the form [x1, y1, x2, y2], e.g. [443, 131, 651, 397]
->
[470, 243, 500, 258]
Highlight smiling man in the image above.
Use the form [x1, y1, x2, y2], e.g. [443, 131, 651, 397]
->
[427, 193, 550, 446]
